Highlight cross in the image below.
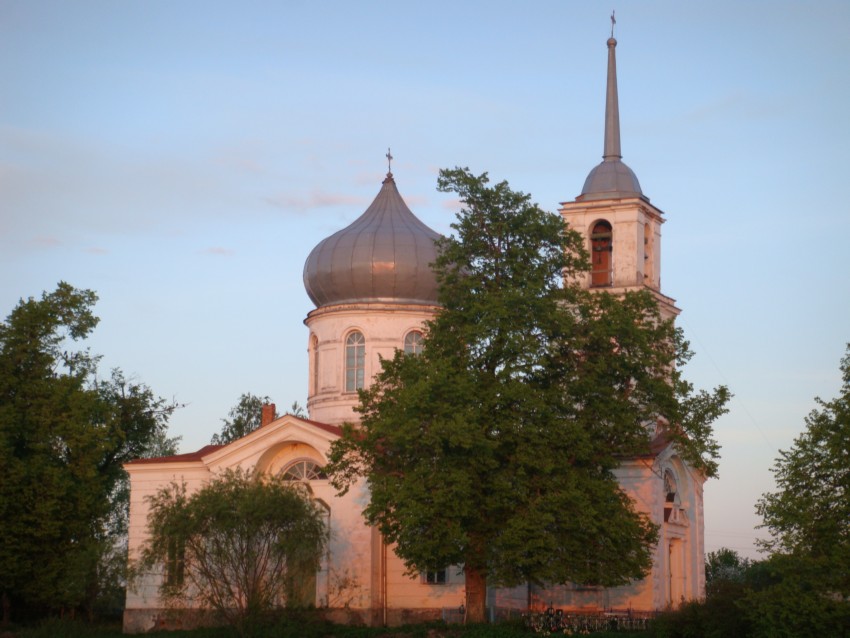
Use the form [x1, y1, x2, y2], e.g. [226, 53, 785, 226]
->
[386, 148, 393, 174]
[610, 10, 616, 38]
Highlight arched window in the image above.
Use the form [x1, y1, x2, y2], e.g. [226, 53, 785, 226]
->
[664, 470, 677, 502]
[281, 459, 327, 481]
[663, 470, 679, 523]
[403, 330, 423, 355]
[590, 221, 613, 287]
[345, 331, 366, 392]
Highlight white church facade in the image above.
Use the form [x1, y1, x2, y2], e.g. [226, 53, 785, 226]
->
[123, 34, 706, 633]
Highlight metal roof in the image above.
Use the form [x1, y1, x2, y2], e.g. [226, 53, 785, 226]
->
[303, 173, 441, 308]
[579, 36, 647, 202]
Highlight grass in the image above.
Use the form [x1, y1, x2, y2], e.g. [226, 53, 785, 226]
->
[3, 616, 644, 638]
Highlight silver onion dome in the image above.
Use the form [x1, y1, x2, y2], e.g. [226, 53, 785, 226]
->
[303, 172, 441, 308]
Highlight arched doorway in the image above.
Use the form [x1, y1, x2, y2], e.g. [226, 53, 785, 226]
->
[590, 221, 613, 287]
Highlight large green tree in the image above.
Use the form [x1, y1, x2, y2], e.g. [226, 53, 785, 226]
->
[135, 468, 328, 638]
[326, 168, 728, 623]
[749, 344, 850, 637]
[0, 283, 177, 622]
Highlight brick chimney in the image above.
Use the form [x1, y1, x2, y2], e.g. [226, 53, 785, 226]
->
[261, 403, 276, 427]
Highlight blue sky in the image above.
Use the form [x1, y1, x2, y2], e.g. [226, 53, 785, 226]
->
[2, 1, 849, 559]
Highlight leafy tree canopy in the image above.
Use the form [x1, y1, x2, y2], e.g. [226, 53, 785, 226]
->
[742, 553, 850, 638]
[757, 344, 850, 577]
[135, 468, 328, 637]
[326, 168, 728, 622]
[706, 548, 751, 583]
[211, 393, 278, 445]
[0, 283, 178, 621]
[749, 344, 850, 635]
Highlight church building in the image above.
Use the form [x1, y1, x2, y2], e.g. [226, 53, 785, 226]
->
[123, 33, 705, 633]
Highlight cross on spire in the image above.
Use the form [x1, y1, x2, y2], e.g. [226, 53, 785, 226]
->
[610, 10, 616, 38]
[386, 148, 393, 175]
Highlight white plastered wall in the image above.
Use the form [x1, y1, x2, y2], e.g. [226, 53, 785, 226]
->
[123, 416, 380, 631]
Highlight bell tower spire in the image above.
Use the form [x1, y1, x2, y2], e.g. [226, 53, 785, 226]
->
[559, 23, 679, 321]
[579, 18, 644, 203]
[603, 31, 622, 161]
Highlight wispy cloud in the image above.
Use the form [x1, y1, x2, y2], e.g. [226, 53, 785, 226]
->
[0, 126, 284, 249]
[354, 171, 386, 186]
[30, 236, 62, 248]
[441, 198, 462, 212]
[265, 190, 366, 213]
[403, 194, 429, 208]
[85, 247, 109, 255]
[214, 144, 267, 175]
[218, 155, 265, 175]
[201, 246, 234, 256]
[679, 91, 792, 127]
[311, 192, 365, 208]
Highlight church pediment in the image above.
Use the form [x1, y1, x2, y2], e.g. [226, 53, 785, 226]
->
[125, 415, 342, 475]
[204, 414, 341, 472]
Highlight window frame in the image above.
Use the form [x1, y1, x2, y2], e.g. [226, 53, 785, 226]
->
[422, 569, 447, 585]
[281, 458, 328, 481]
[403, 330, 424, 355]
[344, 330, 366, 392]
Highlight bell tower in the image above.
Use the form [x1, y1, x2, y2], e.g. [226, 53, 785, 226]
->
[560, 31, 679, 321]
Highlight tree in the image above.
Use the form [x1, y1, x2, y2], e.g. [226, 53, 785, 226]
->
[135, 468, 328, 637]
[0, 283, 178, 622]
[326, 168, 728, 623]
[749, 344, 850, 636]
[211, 393, 277, 445]
[289, 401, 307, 418]
[756, 344, 850, 586]
[705, 548, 752, 592]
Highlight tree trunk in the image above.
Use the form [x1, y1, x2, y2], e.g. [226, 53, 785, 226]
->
[464, 565, 487, 624]
[2, 591, 10, 626]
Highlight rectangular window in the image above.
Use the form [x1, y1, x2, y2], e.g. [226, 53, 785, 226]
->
[423, 569, 447, 585]
[165, 537, 185, 587]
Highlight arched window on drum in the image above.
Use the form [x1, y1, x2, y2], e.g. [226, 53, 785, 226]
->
[345, 331, 366, 392]
[403, 330, 424, 355]
[590, 220, 613, 287]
